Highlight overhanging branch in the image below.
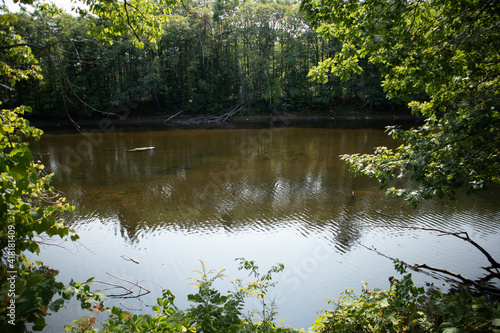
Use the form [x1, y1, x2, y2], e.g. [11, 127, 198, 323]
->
[363, 223, 500, 295]
[366, 223, 500, 270]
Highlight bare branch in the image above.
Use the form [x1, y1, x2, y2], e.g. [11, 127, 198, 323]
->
[93, 280, 134, 298]
[164, 110, 183, 123]
[365, 223, 500, 270]
[362, 222, 500, 295]
[175, 103, 248, 125]
[415, 264, 500, 295]
[105, 272, 151, 298]
[0, 83, 15, 91]
[123, 0, 142, 42]
[121, 255, 140, 264]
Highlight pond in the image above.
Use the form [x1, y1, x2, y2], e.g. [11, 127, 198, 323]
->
[29, 119, 500, 330]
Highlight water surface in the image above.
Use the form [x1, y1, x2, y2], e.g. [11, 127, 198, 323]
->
[29, 123, 500, 330]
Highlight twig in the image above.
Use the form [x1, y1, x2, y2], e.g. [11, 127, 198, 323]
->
[106, 272, 151, 298]
[362, 223, 500, 295]
[140, 279, 164, 290]
[93, 280, 134, 297]
[119, 302, 143, 311]
[123, 0, 142, 42]
[182, 103, 247, 125]
[358, 243, 455, 283]
[93, 273, 162, 299]
[121, 255, 140, 264]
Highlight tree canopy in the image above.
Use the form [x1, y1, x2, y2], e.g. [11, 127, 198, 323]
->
[2, 0, 402, 118]
[301, 0, 500, 205]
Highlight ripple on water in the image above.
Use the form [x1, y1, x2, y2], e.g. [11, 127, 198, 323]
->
[27, 127, 500, 330]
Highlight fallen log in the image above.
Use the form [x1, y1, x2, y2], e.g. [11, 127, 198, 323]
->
[127, 146, 155, 152]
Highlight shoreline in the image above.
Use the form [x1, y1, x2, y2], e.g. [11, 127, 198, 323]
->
[30, 112, 420, 130]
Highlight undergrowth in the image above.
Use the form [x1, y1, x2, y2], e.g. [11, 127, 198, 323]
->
[66, 260, 500, 332]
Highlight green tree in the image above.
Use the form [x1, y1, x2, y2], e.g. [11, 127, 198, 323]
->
[301, 0, 500, 205]
[2, 0, 177, 117]
[75, 0, 175, 48]
[5, 0, 402, 119]
[0, 106, 83, 331]
[0, 0, 179, 330]
[3, 10, 92, 117]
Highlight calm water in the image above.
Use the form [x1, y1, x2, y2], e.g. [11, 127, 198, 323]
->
[29, 121, 500, 330]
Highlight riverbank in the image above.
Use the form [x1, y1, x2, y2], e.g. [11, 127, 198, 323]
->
[30, 111, 420, 130]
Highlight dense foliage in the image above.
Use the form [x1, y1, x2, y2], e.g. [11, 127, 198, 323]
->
[65, 260, 500, 333]
[301, 0, 500, 205]
[0, 107, 80, 331]
[1, 0, 400, 119]
[66, 259, 298, 333]
[312, 262, 500, 332]
[0, 0, 182, 331]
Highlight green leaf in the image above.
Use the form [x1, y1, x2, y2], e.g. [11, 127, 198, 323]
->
[188, 293, 204, 303]
[442, 328, 466, 333]
[32, 316, 47, 331]
[7, 171, 24, 180]
[49, 298, 65, 312]
[379, 298, 389, 308]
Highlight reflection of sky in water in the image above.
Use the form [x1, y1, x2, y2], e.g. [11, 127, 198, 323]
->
[28, 126, 500, 330]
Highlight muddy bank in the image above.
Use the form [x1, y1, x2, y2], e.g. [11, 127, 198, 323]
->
[30, 111, 421, 131]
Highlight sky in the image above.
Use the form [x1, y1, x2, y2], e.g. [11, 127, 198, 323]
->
[3, 0, 82, 13]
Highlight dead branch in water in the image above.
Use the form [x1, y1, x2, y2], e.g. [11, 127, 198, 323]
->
[93, 272, 152, 298]
[362, 223, 500, 295]
[176, 103, 248, 125]
[121, 255, 140, 264]
[365, 224, 500, 270]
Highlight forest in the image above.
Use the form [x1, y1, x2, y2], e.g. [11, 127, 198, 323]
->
[2, 0, 405, 120]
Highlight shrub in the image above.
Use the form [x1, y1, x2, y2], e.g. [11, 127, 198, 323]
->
[311, 261, 500, 332]
[66, 259, 300, 333]
[0, 107, 79, 331]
